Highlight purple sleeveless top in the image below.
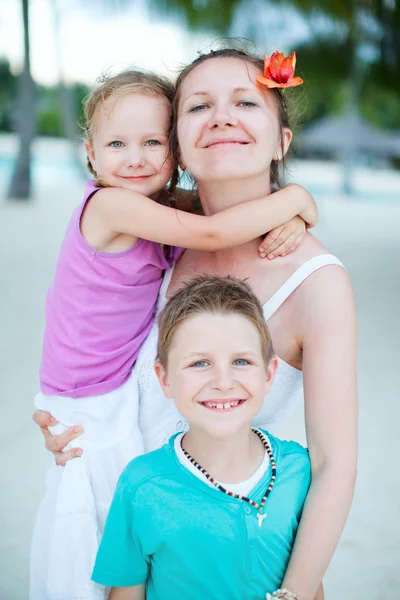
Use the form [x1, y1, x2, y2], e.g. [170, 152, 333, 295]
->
[40, 180, 183, 398]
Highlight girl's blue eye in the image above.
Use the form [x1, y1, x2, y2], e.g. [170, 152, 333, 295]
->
[145, 140, 161, 147]
[233, 358, 249, 366]
[110, 141, 124, 147]
[192, 360, 208, 368]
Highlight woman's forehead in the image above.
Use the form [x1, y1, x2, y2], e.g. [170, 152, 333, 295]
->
[180, 57, 262, 98]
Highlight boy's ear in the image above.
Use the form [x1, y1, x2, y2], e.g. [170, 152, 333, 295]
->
[154, 361, 173, 398]
[84, 139, 96, 172]
[264, 356, 278, 395]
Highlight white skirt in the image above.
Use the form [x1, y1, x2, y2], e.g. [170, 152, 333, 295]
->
[30, 372, 144, 600]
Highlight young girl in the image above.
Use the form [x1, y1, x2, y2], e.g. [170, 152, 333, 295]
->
[92, 274, 311, 600]
[31, 69, 317, 600]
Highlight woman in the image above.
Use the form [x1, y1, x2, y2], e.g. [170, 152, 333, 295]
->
[34, 47, 357, 600]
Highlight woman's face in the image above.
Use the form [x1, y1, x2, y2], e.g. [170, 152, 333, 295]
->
[177, 57, 290, 183]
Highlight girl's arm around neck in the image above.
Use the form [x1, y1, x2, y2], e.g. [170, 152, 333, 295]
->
[109, 584, 145, 600]
[281, 265, 358, 600]
[89, 184, 317, 252]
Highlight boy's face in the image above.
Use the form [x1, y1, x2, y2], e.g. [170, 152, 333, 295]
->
[84, 93, 174, 199]
[155, 313, 277, 439]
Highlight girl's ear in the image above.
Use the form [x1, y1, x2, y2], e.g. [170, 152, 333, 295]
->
[264, 356, 278, 395]
[84, 139, 96, 172]
[154, 361, 173, 398]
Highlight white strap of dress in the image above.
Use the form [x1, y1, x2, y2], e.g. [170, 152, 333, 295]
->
[263, 254, 345, 321]
[157, 266, 175, 314]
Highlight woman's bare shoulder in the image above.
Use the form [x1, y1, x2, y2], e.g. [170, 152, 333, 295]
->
[285, 231, 333, 268]
[281, 232, 351, 303]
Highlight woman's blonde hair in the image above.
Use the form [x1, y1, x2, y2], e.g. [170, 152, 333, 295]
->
[83, 69, 179, 191]
[157, 274, 274, 368]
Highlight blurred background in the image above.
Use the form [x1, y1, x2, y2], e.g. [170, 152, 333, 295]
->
[0, 1, 399, 598]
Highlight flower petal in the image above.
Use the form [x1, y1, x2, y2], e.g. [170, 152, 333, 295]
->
[284, 76, 303, 87]
[280, 57, 295, 82]
[256, 75, 284, 88]
[268, 51, 286, 82]
[291, 51, 296, 71]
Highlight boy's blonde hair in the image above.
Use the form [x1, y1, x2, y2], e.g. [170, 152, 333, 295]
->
[83, 69, 179, 189]
[157, 274, 274, 368]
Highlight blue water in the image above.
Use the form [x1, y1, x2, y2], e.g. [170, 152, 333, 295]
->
[2, 154, 398, 202]
[1, 154, 83, 186]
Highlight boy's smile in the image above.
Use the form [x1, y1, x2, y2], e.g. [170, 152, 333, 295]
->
[155, 313, 277, 438]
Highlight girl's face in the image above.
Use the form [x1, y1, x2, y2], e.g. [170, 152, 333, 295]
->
[177, 57, 291, 183]
[84, 93, 174, 199]
[155, 313, 277, 440]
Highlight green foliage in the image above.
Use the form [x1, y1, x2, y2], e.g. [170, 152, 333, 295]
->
[37, 105, 63, 136]
[0, 58, 16, 131]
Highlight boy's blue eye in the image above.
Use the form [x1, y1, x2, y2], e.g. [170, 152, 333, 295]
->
[145, 140, 161, 147]
[233, 358, 249, 366]
[110, 141, 124, 148]
[192, 360, 208, 368]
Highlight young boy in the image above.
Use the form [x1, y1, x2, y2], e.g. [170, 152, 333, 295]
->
[92, 275, 311, 600]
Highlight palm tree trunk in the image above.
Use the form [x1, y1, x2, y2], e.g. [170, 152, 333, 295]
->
[8, 0, 35, 200]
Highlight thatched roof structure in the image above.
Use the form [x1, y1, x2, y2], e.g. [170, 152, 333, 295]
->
[299, 114, 400, 159]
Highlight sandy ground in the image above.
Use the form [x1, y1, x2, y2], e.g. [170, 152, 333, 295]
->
[0, 137, 399, 599]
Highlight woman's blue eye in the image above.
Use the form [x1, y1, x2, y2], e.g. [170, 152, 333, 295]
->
[233, 358, 249, 366]
[110, 141, 124, 148]
[189, 104, 207, 113]
[145, 140, 161, 147]
[239, 101, 257, 107]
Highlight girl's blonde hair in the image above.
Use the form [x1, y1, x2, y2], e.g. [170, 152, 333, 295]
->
[83, 69, 179, 191]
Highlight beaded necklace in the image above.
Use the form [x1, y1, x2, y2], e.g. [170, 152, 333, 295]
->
[181, 428, 276, 527]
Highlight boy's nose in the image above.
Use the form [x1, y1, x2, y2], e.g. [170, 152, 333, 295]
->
[211, 365, 235, 391]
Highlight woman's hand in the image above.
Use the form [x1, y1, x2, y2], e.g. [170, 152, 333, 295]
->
[32, 410, 84, 466]
[259, 216, 306, 260]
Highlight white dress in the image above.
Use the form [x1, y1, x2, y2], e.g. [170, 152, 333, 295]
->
[30, 253, 344, 600]
[136, 254, 344, 451]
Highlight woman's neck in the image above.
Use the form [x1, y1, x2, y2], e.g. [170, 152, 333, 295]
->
[197, 172, 272, 216]
[181, 426, 264, 483]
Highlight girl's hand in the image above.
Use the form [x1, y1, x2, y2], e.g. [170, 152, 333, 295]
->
[32, 410, 84, 466]
[259, 216, 306, 260]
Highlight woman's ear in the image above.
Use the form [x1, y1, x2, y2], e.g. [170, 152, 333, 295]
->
[84, 139, 97, 172]
[274, 128, 293, 161]
[154, 361, 174, 398]
[281, 127, 293, 157]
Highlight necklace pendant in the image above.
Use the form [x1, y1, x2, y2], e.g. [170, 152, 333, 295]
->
[257, 512, 267, 527]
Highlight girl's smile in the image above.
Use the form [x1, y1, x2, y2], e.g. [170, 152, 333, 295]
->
[85, 93, 174, 199]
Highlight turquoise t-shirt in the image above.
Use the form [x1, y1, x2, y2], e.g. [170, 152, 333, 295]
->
[92, 431, 311, 600]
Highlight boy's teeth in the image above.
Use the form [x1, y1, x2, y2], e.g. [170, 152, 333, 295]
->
[204, 400, 240, 409]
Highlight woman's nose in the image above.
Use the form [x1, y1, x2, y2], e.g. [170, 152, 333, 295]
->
[208, 103, 238, 129]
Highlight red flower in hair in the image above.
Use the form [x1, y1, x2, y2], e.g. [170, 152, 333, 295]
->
[257, 51, 303, 89]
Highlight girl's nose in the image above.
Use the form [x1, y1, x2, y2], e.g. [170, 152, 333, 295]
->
[126, 152, 145, 168]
